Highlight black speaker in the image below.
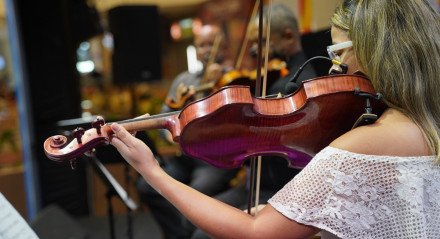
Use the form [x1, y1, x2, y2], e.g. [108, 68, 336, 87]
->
[108, 5, 162, 84]
[68, 0, 103, 46]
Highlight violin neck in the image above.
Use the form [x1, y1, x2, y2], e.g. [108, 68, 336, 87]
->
[112, 111, 180, 133]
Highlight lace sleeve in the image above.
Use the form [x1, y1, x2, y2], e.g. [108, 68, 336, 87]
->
[268, 147, 394, 238]
[269, 146, 440, 238]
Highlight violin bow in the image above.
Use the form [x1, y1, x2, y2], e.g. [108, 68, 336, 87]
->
[235, 0, 259, 70]
[201, 34, 223, 84]
[247, 0, 272, 215]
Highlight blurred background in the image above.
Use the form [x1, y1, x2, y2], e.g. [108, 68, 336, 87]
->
[0, 0, 438, 238]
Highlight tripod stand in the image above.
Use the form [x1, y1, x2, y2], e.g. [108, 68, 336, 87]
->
[89, 154, 138, 239]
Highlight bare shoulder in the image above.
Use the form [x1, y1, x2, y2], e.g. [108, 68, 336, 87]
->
[330, 109, 431, 157]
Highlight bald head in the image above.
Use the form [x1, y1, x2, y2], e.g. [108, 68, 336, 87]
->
[265, 3, 300, 38]
[196, 25, 223, 40]
[194, 25, 226, 66]
[249, 3, 302, 60]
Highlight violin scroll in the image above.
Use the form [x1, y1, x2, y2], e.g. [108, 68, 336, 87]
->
[44, 116, 112, 162]
[44, 112, 179, 163]
[48, 135, 68, 149]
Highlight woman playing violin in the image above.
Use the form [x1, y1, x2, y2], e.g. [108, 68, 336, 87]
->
[111, 1, 440, 238]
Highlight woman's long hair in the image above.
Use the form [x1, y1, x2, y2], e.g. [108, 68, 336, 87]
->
[332, 0, 440, 161]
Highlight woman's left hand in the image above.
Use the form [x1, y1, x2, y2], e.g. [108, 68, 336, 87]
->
[110, 122, 160, 174]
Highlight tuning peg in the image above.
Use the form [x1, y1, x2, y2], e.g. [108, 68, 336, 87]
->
[49, 135, 67, 148]
[71, 127, 85, 144]
[92, 116, 105, 135]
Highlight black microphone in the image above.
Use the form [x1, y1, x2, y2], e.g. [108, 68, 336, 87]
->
[284, 82, 299, 95]
[285, 56, 348, 94]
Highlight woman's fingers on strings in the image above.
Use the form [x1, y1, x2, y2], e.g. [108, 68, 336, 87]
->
[109, 135, 128, 154]
[110, 123, 136, 149]
[110, 123, 147, 162]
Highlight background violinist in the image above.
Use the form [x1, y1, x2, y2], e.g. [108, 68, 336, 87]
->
[248, 3, 317, 95]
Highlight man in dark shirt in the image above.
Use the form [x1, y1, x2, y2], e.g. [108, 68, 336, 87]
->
[247, 3, 317, 95]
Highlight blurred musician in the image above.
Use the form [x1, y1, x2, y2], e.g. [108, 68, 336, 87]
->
[164, 25, 232, 110]
[248, 3, 317, 95]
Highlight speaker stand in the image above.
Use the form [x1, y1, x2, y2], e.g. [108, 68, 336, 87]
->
[89, 155, 138, 239]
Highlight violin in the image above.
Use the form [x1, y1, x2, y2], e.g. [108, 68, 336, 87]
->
[165, 59, 289, 110]
[44, 74, 387, 169]
[164, 81, 216, 110]
[217, 58, 289, 89]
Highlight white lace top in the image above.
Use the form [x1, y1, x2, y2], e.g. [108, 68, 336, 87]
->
[268, 146, 440, 239]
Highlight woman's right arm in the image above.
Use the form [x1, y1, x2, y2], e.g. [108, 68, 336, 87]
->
[110, 123, 320, 239]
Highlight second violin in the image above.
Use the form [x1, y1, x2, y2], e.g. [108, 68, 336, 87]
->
[165, 59, 289, 110]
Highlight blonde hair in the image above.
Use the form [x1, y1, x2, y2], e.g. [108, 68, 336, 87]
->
[332, 0, 440, 161]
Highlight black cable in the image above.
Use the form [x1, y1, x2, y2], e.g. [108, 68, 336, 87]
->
[285, 56, 348, 94]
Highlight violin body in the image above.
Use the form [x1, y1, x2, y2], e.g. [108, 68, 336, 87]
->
[177, 74, 386, 168]
[44, 74, 386, 169]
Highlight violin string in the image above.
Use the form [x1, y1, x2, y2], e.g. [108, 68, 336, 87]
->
[114, 111, 181, 124]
